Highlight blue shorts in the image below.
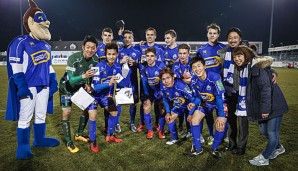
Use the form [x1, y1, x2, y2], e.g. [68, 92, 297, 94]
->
[172, 107, 187, 115]
[87, 96, 116, 110]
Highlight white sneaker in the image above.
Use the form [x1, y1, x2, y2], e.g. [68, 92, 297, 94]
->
[166, 139, 178, 145]
[249, 154, 269, 166]
[207, 136, 214, 146]
[200, 135, 205, 144]
[130, 124, 137, 133]
[269, 144, 285, 159]
[182, 132, 192, 139]
[115, 124, 121, 133]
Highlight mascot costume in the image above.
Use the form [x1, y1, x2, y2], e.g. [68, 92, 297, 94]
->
[6, 0, 60, 160]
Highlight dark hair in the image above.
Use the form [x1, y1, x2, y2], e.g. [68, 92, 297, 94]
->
[190, 54, 205, 67]
[145, 27, 157, 35]
[226, 27, 242, 39]
[231, 45, 256, 67]
[105, 43, 118, 55]
[83, 35, 98, 47]
[178, 43, 191, 52]
[145, 47, 156, 55]
[160, 67, 175, 78]
[207, 23, 221, 34]
[102, 27, 113, 34]
[165, 29, 177, 38]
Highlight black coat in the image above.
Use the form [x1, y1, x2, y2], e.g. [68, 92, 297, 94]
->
[246, 65, 288, 122]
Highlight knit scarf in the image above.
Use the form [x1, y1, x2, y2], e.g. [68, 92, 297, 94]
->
[223, 48, 236, 94]
[235, 64, 249, 116]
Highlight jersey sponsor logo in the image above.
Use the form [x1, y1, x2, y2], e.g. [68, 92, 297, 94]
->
[66, 66, 76, 72]
[204, 56, 221, 68]
[30, 50, 50, 65]
[9, 57, 20, 62]
[173, 97, 185, 107]
[216, 80, 225, 91]
[200, 93, 215, 102]
[148, 77, 160, 86]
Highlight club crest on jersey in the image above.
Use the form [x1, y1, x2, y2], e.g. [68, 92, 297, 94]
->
[30, 50, 50, 65]
[206, 85, 211, 90]
[100, 48, 104, 52]
[113, 69, 116, 74]
[203, 50, 207, 54]
[175, 92, 180, 97]
[173, 54, 178, 59]
[132, 52, 136, 57]
[154, 71, 159, 76]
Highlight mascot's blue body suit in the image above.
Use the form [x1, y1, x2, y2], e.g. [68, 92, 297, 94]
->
[5, 0, 59, 160]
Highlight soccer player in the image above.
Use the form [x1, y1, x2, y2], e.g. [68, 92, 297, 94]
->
[186, 56, 227, 158]
[172, 43, 192, 138]
[160, 68, 193, 145]
[140, 47, 166, 139]
[137, 27, 164, 132]
[95, 27, 119, 133]
[138, 27, 164, 63]
[59, 35, 99, 153]
[93, 43, 124, 143]
[196, 23, 225, 74]
[163, 29, 179, 68]
[117, 29, 142, 132]
[96, 27, 114, 60]
[196, 23, 226, 145]
[5, 0, 59, 159]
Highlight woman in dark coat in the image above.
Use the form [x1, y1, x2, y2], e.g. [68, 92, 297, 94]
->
[232, 45, 288, 166]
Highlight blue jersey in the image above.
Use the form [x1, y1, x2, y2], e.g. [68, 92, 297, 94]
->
[96, 43, 106, 60]
[92, 60, 122, 98]
[196, 42, 225, 74]
[118, 45, 141, 91]
[190, 71, 225, 108]
[7, 35, 51, 87]
[161, 79, 193, 113]
[163, 45, 178, 67]
[137, 43, 164, 63]
[140, 61, 166, 99]
[172, 57, 192, 79]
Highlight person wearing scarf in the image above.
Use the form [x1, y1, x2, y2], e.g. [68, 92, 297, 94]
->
[232, 46, 288, 166]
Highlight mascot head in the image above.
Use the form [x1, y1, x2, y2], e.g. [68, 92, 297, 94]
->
[23, 0, 51, 40]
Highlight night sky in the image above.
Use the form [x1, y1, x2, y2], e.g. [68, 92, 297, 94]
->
[0, 0, 297, 53]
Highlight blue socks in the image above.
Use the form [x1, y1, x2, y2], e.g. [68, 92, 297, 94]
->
[144, 113, 152, 130]
[168, 121, 178, 140]
[130, 105, 136, 125]
[159, 116, 165, 131]
[211, 130, 225, 150]
[116, 106, 122, 124]
[191, 123, 202, 151]
[108, 115, 117, 135]
[88, 120, 96, 142]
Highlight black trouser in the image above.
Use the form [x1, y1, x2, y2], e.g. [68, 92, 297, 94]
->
[227, 92, 249, 149]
